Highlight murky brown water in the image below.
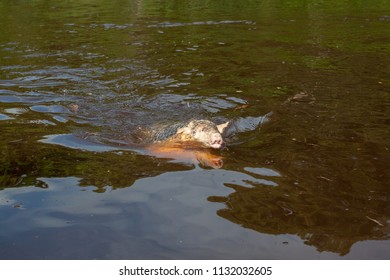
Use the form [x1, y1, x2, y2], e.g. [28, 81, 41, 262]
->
[0, 0, 389, 259]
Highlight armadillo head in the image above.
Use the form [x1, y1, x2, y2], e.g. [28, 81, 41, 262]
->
[177, 120, 229, 149]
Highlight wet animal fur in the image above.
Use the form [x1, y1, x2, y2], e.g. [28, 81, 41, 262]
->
[153, 119, 229, 149]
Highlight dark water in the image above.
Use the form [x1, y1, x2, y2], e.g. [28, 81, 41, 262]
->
[0, 0, 389, 259]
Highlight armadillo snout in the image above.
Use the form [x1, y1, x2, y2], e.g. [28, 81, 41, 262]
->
[210, 133, 224, 149]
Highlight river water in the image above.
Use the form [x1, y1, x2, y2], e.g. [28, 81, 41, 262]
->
[0, 0, 389, 259]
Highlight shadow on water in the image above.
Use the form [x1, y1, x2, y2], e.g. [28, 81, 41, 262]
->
[0, 0, 389, 259]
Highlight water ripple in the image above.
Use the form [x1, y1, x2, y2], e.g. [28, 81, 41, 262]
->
[147, 20, 255, 28]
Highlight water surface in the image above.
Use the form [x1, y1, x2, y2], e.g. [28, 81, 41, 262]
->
[0, 0, 389, 259]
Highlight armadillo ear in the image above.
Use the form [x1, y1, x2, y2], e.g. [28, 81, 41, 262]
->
[217, 121, 229, 133]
